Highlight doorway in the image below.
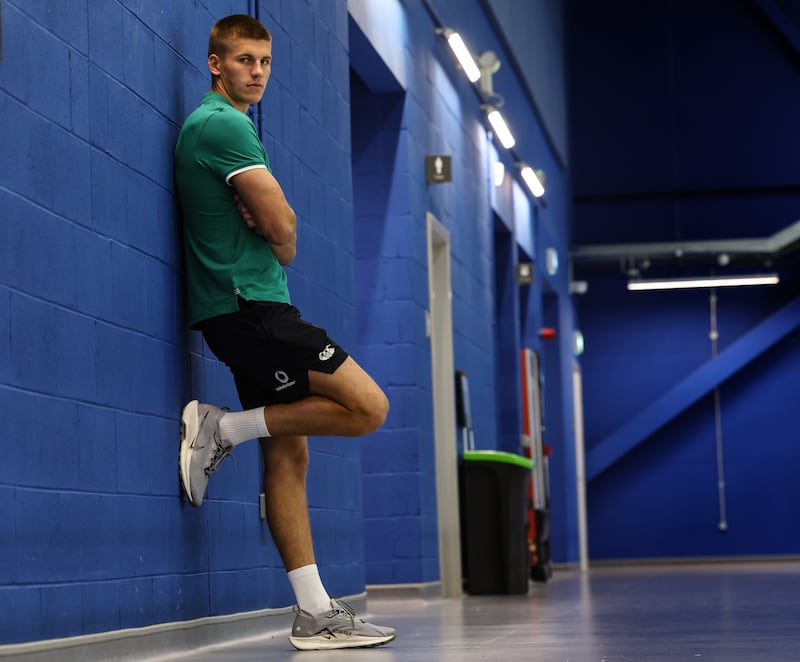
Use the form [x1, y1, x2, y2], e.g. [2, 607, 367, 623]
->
[427, 212, 462, 598]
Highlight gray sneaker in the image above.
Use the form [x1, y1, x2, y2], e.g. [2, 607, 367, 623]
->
[179, 400, 232, 507]
[288, 598, 396, 651]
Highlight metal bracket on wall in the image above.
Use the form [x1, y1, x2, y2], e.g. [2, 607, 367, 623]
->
[259, 493, 266, 520]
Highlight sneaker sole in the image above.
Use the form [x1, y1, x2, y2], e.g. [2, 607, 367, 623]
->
[179, 399, 200, 506]
[288, 633, 395, 651]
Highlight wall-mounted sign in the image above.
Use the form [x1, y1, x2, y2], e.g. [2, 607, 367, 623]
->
[516, 261, 534, 285]
[426, 155, 452, 184]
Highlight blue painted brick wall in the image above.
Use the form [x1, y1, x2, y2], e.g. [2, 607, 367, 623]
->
[0, 0, 371, 645]
[350, 0, 571, 583]
[2, 0, 573, 645]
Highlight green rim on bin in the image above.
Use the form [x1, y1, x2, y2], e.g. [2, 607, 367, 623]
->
[462, 450, 534, 470]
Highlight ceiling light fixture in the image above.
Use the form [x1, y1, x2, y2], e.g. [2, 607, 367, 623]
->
[486, 107, 515, 148]
[519, 164, 545, 198]
[436, 28, 481, 82]
[627, 274, 780, 291]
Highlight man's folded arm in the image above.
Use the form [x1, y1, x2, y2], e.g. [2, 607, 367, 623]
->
[232, 167, 297, 246]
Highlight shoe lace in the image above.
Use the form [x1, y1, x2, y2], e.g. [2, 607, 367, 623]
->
[330, 598, 359, 624]
[205, 434, 234, 477]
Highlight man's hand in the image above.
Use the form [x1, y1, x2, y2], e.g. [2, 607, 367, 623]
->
[234, 192, 296, 265]
[234, 193, 261, 234]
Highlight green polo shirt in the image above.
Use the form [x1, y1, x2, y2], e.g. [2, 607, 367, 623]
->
[174, 92, 290, 327]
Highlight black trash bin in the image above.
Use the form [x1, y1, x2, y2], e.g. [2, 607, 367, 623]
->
[459, 450, 533, 595]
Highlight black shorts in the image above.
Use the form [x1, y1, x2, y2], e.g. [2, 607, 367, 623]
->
[197, 300, 349, 409]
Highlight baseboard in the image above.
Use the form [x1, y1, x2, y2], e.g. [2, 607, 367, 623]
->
[586, 554, 800, 568]
[0, 592, 367, 661]
[366, 581, 442, 600]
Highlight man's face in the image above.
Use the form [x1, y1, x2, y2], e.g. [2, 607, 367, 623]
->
[209, 38, 272, 112]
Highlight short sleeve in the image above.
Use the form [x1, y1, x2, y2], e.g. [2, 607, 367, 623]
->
[198, 110, 267, 184]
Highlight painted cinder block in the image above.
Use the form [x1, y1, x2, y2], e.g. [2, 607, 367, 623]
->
[127, 336, 181, 418]
[119, 495, 204, 577]
[361, 428, 420, 475]
[391, 516, 421, 559]
[152, 37, 184, 122]
[110, 242, 148, 332]
[209, 567, 272, 616]
[89, 149, 129, 243]
[15, 489, 121, 584]
[40, 583, 83, 641]
[362, 473, 420, 519]
[123, 11, 156, 104]
[153, 572, 209, 623]
[125, 171, 172, 260]
[363, 517, 395, 564]
[94, 321, 134, 408]
[116, 410, 159, 497]
[56, 309, 97, 403]
[0, 486, 14, 586]
[86, 1, 126, 82]
[0, 4, 29, 103]
[27, 0, 90, 51]
[207, 499, 271, 572]
[9, 294, 60, 395]
[133, 104, 177, 187]
[0, 585, 42, 644]
[118, 577, 155, 630]
[72, 227, 113, 319]
[0, 290, 8, 385]
[6, 198, 74, 308]
[364, 559, 392, 585]
[323, 561, 365, 600]
[391, 557, 424, 584]
[81, 580, 121, 636]
[6, 390, 76, 490]
[27, 22, 71, 130]
[76, 403, 117, 493]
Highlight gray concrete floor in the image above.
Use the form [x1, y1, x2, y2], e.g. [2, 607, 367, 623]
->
[167, 560, 800, 661]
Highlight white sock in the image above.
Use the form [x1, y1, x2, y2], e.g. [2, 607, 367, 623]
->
[218, 407, 269, 446]
[287, 564, 332, 615]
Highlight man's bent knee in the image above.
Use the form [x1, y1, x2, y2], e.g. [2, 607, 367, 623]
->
[355, 387, 389, 436]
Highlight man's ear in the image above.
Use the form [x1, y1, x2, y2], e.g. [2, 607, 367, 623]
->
[208, 54, 221, 75]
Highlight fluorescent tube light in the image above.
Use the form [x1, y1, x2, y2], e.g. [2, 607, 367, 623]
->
[520, 165, 545, 198]
[487, 109, 515, 148]
[627, 274, 780, 291]
[445, 32, 481, 83]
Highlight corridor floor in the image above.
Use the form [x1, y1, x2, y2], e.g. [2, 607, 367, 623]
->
[166, 560, 800, 661]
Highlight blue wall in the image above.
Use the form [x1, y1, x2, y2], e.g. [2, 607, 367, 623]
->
[569, 0, 800, 559]
[1, 0, 574, 646]
[349, 0, 576, 581]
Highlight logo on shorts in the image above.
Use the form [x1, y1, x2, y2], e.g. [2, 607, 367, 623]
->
[274, 370, 296, 392]
[319, 344, 335, 361]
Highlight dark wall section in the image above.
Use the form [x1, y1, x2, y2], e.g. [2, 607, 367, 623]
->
[568, 0, 800, 559]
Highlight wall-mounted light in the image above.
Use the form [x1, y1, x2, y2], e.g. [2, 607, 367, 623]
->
[435, 24, 544, 202]
[519, 164, 545, 198]
[436, 28, 481, 82]
[573, 329, 585, 356]
[627, 274, 780, 291]
[493, 160, 505, 187]
[485, 107, 515, 149]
